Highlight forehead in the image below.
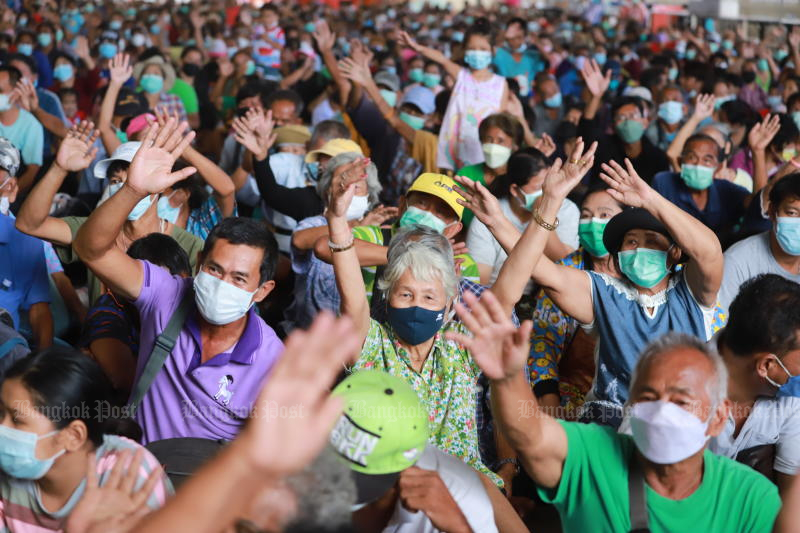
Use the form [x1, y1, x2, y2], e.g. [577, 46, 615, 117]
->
[684, 138, 718, 155]
[662, 87, 681, 99]
[206, 238, 265, 275]
[635, 347, 714, 401]
[270, 99, 297, 114]
[778, 195, 800, 211]
[582, 190, 620, 211]
[623, 228, 669, 243]
[614, 103, 640, 117]
[144, 64, 163, 75]
[393, 267, 445, 295]
[407, 191, 455, 217]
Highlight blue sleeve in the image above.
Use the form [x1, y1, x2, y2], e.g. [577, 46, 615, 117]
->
[722, 181, 750, 220]
[35, 52, 53, 88]
[22, 116, 44, 166]
[21, 242, 50, 309]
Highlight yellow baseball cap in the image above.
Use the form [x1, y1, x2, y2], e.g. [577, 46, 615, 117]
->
[274, 125, 311, 146]
[407, 173, 465, 220]
[304, 138, 363, 162]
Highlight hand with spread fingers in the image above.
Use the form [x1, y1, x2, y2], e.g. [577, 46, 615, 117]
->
[580, 59, 611, 98]
[453, 174, 505, 229]
[125, 117, 197, 196]
[56, 120, 100, 172]
[598, 158, 655, 209]
[109, 53, 133, 87]
[748, 113, 781, 153]
[326, 157, 371, 220]
[692, 93, 716, 122]
[361, 205, 399, 226]
[541, 137, 597, 202]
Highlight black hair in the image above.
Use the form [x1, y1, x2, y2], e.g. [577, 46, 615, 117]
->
[52, 52, 77, 68]
[720, 274, 800, 358]
[3, 347, 137, 446]
[265, 88, 304, 116]
[310, 120, 350, 147]
[478, 113, 524, 149]
[682, 60, 712, 91]
[489, 148, 549, 199]
[37, 21, 55, 34]
[127, 233, 191, 276]
[769, 172, 800, 213]
[463, 17, 493, 48]
[719, 99, 760, 137]
[7, 54, 35, 76]
[611, 96, 646, 117]
[106, 160, 130, 179]
[684, 133, 723, 162]
[261, 4, 279, 15]
[506, 17, 527, 33]
[58, 87, 78, 100]
[770, 113, 800, 151]
[202, 218, 278, 284]
[787, 91, 800, 111]
[235, 80, 266, 105]
[180, 45, 202, 60]
[434, 89, 451, 117]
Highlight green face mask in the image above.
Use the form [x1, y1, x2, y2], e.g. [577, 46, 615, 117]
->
[399, 111, 425, 130]
[578, 218, 610, 257]
[398, 206, 448, 233]
[618, 247, 670, 288]
[615, 120, 645, 144]
[245, 60, 256, 76]
[422, 73, 441, 88]
[379, 89, 397, 107]
[679, 164, 714, 190]
[518, 189, 542, 211]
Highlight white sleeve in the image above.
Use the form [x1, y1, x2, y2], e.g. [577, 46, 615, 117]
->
[775, 397, 800, 475]
[556, 199, 580, 249]
[465, 218, 499, 268]
[235, 175, 261, 208]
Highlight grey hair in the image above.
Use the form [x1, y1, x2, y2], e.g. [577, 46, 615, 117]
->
[630, 331, 728, 411]
[377, 225, 458, 302]
[281, 447, 356, 532]
[317, 152, 381, 207]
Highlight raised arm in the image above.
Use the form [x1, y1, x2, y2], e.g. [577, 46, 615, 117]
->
[312, 20, 351, 108]
[599, 159, 723, 306]
[16, 121, 99, 246]
[13, 79, 68, 138]
[445, 290, 568, 490]
[489, 140, 597, 322]
[73, 118, 196, 301]
[398, 30, 461, 81]
[665, 93, 715, 172]
[99, 53, 132, 154]
[327, 158, 373, 343]
[579, 59, 611, 122]
[748, 113, 781, 197]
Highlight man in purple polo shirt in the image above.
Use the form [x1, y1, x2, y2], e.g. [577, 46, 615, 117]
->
[73, 117, 283, 444]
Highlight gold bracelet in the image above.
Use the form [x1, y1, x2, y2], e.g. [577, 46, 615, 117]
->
[532, 208, 559, 231]
[328, 238, 354, 253]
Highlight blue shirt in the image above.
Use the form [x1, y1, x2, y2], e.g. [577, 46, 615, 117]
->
[37, 87, 68, 157]
[493, 47, 545, 96]
[0, 109, 44, 166]
[651, 171, 749, 235]
[0, 214, 50, 329]
[587, 270, 715, 405]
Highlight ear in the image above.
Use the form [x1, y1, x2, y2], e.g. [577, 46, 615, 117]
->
[754, 352, 774, 379]
[443, 221, 463, 240]
[667, 245, 682, 265]
[252, 279, 276, 303]
[61, 420, 89, 452]
[706, 398, 731, 438]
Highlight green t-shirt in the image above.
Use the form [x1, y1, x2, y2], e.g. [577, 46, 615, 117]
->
[168, 78, 199, 115]
[539, 420, 781, 533]
[351, 224, 480, 304]
[455, 163, 486, 229]
[56, 216, 204, 304]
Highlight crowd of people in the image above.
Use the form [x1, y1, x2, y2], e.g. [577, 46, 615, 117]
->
[0, 0, 799, 531]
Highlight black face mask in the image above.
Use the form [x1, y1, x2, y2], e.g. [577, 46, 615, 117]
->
[742, 71, 756, 84]
[182, 63, 200, 77]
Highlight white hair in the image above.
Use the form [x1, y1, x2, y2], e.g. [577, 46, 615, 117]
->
[377, 225, 458, 302]
[630, 331, 728, 411]
[317, 152, 381, 207]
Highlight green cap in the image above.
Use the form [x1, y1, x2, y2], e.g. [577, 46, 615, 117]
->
[330, 371, 430, 504]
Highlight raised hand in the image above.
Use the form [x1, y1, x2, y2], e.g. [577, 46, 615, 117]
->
[189, 9, 205, 29]
[338, 57, 372, 86]
[445, 290, 533, 381]
[240, 312, 362, 476]
[361, 205, 399, 226]
[312, 19, 336, 52]
[453, 175, 505, 228]
[126, 117, 196, 195]
[231, 115, 264, 160]
[65, 450, 162, 533]
[532, 133, 557, 157]
[541, 137, 597, 201]
[397, 30, 422, 53]
[327, 157, 370, 219]
[10, 79, 33, 111]
[788, 29, 800, 51]
[692, 93, 716, 121]
[56, 121, 100, 172]
[74, 36, 91, 62]
[599, 158, 654, 208]
[580, 59, 611, 98]
[109, 53, 132, 86]
[349, 39, 373, 66]
[748, 113, 781, 152]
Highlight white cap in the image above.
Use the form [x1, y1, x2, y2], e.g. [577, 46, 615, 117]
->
[93, 142, 142, 179]
[622, 86, 653, 104]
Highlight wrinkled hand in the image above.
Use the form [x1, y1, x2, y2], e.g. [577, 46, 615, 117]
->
[109, 53, 132, 86]
[56, 121, 100, 172]
[312, 19, 336, 51]
[748, 113, 781, 152]
[453, 175, 505, 228]
[580, 59, 611, 98]
[327, 157, 370, 219]
[599, 158, 654, 209]
[65, 449, 162, 533]
[232, 115, 265, 160]
[239, 312, 362, 477]
[446, 291, 533, 381]
[532, 133, 556, 157]
[398, 467, 471, 533]
[126, 117, 196, 195]
[692, 93, 715, 121]
[397, 30, 421, 53]
[361, 205, 399, 226]
[232, 108, 276, 160]
[338, 57, 372, 87]
[541, 137, 597, 201]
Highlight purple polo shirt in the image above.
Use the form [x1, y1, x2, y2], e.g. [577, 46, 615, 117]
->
[132, 260, 283, 444]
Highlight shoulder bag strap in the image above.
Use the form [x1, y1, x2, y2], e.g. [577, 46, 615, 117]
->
[628, 452, 651, 533]
[128, 288, 195, 415]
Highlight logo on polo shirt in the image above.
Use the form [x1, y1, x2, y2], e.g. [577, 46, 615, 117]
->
[214, 375, 234, 406]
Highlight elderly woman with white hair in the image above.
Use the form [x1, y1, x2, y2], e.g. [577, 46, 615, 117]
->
[325, 142, 598, 495]
[288, 152, 397, 330]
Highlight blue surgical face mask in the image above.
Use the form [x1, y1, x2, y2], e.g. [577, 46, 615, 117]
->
[17, 43, 33, 56]
[0, 426, 65, 480]
[766, 355, 800, 398]
[382, 66, 397, 75]
[99, 42, 117, 59]
[658, 101, 684, 125]
[306, 161, 319, 180]
[387, 305, 445, 346]
[464, 49, 492, 70]
[53, 63, 74, 82]
[776, 217, 800, 256]
[398, 206, 449, 234]
[543, 92, 562, 109]
[792, 111, 800, 132]
[128, 194, 153, 221]
[593, 52, 607, 65]
[140, 74, 164, 94]
[110, 20, 122, 31]
[400, 111, 426, 130]
[157, 192, 180, 224]
[379, 89, 397, 108]
[37, 33, 52, 47]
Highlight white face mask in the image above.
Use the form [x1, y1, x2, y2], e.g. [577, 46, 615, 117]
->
[346, 195, 370, 221]
[193, 271, 256, 325]
[629, 400, 710, 464]
[482, 143, 512, 169]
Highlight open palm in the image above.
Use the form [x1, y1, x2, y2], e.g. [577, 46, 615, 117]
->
[599, 159, 653, 208]
[453, 175, 503, 228]
[57, 121, 99, 172]
[542, 138, 597, 201]
[126, 118, 196, 195]
[109, 53, 132, 85]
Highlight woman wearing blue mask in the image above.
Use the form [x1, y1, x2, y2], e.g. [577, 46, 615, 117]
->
[132, 56, 188, 127]
[398, 17, 508, 171]
[0, 347, 172, 530]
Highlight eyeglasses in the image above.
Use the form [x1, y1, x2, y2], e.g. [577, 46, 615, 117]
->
[614, 113, 643, 124]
